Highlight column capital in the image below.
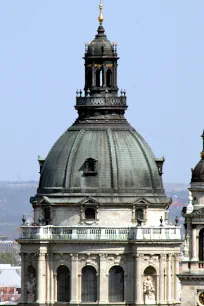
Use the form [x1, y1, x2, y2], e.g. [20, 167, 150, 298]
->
[160, 254, 166, 261]
[174, 253, 181, 261]
[37, 252, 46, 259]
[167, 254, 173, 261]
[135, 253, 143, 260]
[99, 253, 107, 261]
[70, 253, 78, 261]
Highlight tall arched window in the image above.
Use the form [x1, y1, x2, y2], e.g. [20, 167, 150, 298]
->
[57, 265, 70, 302]
[81, 266, 97, 302]
[87, 70, 92, 89]
[109, 266, 124, 302]
[199, 228, 204, 260]
[107, 69, 112, 87]
[96, 69, 102, 87]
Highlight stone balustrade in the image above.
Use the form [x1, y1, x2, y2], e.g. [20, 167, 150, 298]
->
[19, 226, 181, 241]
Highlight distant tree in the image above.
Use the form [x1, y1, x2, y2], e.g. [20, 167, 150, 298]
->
[0, 252, 19, 265]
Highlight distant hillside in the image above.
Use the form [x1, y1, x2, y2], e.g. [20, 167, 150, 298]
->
[0, 181, 37, 238]
[0, 181, 189, 239]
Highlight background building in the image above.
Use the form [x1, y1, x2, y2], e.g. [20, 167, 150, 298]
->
[18, 3, 182, 306]
[0, 264, 21, 304]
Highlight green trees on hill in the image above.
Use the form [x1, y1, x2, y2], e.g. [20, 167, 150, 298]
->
[0, 252, 19, 265]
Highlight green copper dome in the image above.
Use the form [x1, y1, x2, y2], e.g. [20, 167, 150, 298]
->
[36, 21, 168, 206]
[38, 121, 165, 197]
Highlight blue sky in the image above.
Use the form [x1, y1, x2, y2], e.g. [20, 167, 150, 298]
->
[0, 0, 204, 183]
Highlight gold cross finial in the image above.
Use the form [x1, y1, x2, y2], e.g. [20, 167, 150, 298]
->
[98, 1, 104, 25]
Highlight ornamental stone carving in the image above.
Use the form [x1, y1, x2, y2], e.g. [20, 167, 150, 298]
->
[26, 274, 36, 302]
[143, 276, 156, 304]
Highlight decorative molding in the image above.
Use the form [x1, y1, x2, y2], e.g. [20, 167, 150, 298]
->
[143, 254, 159, 265]
[70, 254, 78, 261]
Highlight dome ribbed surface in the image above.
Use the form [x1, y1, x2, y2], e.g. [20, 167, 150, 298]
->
[87, 25, 114, 56]
[38, 124, 164, 195]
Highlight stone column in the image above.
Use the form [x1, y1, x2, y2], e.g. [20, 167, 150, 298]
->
[135, 254, 143, 304]
[92, 66, 95, 87]
[174, 253, 180, 303]
[70, 254, 79, 303]
[159, 254, 165, 304]
[167, 254, 172, 303]
[46, 253, 50, 303]
[99, 254, 108, 303]
[53, 272, 57, 302]
[50, 253, 55, 303]
[132, 205, 136, 222]
[36, 249, 47, 304]
[192, 225, 197, 260]
[186, 220, 192, 258]
[127, 254, 134, 303]
[20, 253, 26, 303]
[103, 66, 107, 87]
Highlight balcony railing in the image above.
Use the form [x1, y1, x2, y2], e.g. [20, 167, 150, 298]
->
[19, 226, 181, 241]
[76, 96, 127, 107]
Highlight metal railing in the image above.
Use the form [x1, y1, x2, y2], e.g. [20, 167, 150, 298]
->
[76, 96, 127, 107]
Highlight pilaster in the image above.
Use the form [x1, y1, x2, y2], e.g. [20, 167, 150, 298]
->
[70, 253, 79, 303]
[50, 253, 55, 304]
[167, 254, 172, 304]
[192, 225, 197, 260]
[135, 254, 143, 304]
[99, 254, 108, 303]
[174, 253, 180, 303]
[46, 253, 50, 303]
[159, 254, 165, 304]
[36, 248, 47, 304]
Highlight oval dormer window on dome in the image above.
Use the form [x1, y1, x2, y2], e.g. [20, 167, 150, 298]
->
[84, 158, 98, 176]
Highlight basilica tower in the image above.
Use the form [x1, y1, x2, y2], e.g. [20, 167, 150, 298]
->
[179, 132, 204, 306]
[18, 4, 182, 306]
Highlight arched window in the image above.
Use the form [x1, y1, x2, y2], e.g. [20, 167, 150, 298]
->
[109, 266, 124, 302]
[57, 265, 70, 302]
[199, 228, 204, 260]
[81, 266, 97, 302]
[85, 208, 96, 219]
[107, 69, 112, 87]
[96, 69, 102, 87]
[87, 70, 92, 89]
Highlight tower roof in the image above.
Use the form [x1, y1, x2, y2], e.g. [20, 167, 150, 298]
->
[86, 25, 114, 57]
[191, 131, 204, 183]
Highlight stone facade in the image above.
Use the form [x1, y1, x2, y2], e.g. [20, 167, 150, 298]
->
[19, 243, 181, 305]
